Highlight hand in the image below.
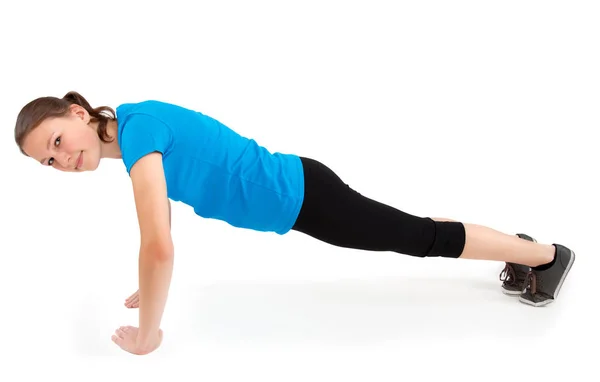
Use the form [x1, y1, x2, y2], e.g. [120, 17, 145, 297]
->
[111, 326, 163, 355]
[124, 289, 139, 309]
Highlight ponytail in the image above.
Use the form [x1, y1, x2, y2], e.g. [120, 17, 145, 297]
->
[62, 91, 115, 143]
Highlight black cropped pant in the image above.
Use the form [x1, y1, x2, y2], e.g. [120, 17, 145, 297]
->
[291, 157, 466, 258]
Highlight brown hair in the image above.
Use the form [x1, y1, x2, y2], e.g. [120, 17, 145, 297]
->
[14, 91, 116, 156]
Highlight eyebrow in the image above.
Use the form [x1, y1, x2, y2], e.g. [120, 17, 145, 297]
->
[40, 136, 51, 165]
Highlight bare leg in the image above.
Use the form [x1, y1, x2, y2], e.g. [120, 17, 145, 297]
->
[430, 218, 554, 267]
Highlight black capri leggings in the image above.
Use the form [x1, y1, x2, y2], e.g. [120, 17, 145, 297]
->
[291, 157, 466, 258]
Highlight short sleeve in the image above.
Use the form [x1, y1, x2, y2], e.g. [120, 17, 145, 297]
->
[119, 113, 173, 174]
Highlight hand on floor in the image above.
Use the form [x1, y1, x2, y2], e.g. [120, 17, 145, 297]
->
[111, 326, 163, 355]
[124, 289, 139, 308]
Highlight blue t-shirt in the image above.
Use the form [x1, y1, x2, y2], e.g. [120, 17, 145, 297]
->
[116, 100, 304, 235]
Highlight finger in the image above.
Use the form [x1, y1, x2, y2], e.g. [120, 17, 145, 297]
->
[114, 329, 125, 339]
[121, 326, 130, 333]
[112, 335, 123, 345]
[126, 293, 138, 303]
[126, 290, 138, 301]
[127, 296, 139, 307]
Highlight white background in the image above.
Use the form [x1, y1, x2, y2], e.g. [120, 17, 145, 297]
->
[1, 0, 598, 381]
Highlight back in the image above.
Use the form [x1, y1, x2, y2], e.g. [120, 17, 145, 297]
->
[116, 100, 304, 235]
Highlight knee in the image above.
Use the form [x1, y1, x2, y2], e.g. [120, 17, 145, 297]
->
[425, 220, 466, 258]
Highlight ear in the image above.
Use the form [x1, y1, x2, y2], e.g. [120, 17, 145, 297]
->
[69, 104, 90, 123]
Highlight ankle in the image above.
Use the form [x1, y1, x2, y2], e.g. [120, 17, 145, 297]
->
[532, 244, 556, 269]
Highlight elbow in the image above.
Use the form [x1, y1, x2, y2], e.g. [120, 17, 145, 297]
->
[142, 239, 174, 262]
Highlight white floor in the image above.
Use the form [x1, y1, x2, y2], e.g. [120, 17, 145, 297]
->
[1, 1, 598, 381]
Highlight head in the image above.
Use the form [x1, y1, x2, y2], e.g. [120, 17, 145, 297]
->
[15, 91, 117, 172]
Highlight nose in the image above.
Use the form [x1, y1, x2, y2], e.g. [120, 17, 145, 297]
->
[55, 152, 72, 168]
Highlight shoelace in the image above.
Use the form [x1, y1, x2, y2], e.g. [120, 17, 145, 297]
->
[499, 263, 517, 285]
[524, 271, 537, 295]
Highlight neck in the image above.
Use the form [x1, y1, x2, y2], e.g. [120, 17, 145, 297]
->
[99, 119, 122, 159]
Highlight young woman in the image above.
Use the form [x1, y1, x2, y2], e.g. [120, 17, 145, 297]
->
[14, 91, 575, 355]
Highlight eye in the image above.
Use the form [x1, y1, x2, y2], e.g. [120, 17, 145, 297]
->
[47, 136, 61, 166]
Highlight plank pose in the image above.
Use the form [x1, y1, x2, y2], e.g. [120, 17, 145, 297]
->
[14, 91, 575, 355]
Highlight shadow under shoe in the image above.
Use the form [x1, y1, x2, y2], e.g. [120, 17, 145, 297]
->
[519, 243, 576, 307]
[500, 233, 536, 296]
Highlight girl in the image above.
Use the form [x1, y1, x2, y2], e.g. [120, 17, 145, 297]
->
[14, 91, 575, 355]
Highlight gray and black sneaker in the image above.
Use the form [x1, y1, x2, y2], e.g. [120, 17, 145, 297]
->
[499, 233, 537, 296]
[519, 243, 576, 307]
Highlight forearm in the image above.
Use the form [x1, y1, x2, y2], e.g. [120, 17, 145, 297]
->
[137, 244, 174, 349]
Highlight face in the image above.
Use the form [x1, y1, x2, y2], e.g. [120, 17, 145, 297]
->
[21, 104, 103, 172]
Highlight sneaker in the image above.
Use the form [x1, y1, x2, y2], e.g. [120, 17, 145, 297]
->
[519, 243, 576, 307]
[499, 233, 536, 296]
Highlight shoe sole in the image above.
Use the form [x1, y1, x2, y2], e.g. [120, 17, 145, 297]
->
[502, 288, 524, 296]
[501, 235, 537, 296]
[518, 248, 576, 307]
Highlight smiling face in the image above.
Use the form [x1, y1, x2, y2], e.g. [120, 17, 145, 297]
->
[21, 104, 103, 172]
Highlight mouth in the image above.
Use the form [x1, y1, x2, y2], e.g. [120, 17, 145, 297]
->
[76, 151, 83, 170]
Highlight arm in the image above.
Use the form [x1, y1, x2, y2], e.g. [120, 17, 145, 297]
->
[129, 152, 174, 352]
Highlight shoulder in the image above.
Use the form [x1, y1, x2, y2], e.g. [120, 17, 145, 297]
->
[116, 100, 191, 119]
[117, 102, 176, 174]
